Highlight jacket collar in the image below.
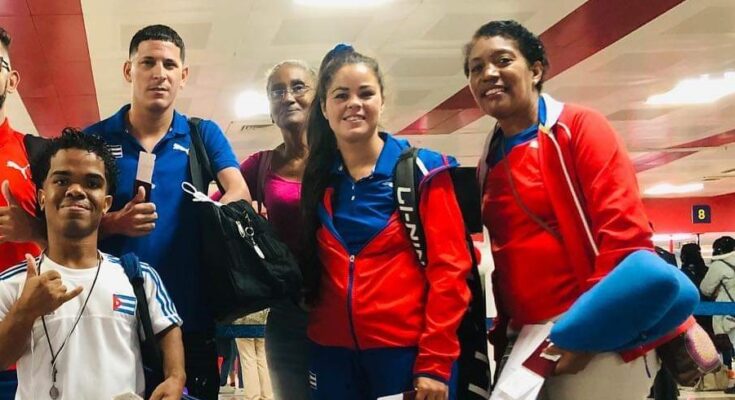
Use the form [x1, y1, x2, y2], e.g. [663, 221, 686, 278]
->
[540, 93, 564, 130]
[0, 117, 14, 146]
[477, 94, 565, 193]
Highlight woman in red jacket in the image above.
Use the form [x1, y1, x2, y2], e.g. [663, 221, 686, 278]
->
[466, 20, 696, 399]
[300, 45, 472, 400]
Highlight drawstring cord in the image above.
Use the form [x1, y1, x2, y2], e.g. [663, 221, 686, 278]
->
[181, 182, 222, 207]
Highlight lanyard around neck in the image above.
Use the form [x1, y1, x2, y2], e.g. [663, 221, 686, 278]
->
[39, 253, 103, 399]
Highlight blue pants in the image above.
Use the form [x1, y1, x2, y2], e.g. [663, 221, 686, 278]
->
[0, 370, 17, 400]
[308, 342, 456, 400]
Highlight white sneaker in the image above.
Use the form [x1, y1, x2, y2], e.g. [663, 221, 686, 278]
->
[219, 385, 235, 394]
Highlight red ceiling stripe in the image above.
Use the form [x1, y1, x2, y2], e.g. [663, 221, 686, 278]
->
[1, 0, 98, 137]
[632, 127, 735, 172]
[398, 0, 686, 135]
[668, 128, 735, 149]
[633, 150, 697, 173]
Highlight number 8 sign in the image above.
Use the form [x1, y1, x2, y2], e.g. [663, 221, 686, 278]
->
[692, 205, 711, 224]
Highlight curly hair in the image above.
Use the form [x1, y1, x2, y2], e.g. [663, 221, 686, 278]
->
[33, 128, 119, 195]
[462, 20, 550, 91]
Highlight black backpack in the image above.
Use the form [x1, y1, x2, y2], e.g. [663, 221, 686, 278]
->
[186, 118, 302, 323]
[394, 147, 491, 399]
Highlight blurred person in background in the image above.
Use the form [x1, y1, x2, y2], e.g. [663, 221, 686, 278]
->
[700, 236, 735, 379]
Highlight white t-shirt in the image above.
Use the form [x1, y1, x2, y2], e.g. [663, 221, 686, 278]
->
[0, 252, 182, 400]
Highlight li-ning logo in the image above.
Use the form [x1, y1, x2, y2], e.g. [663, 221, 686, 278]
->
[6, 161, 30, 180]
[396, 186, 425, 264]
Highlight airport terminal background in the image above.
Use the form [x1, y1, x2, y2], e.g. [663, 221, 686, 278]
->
[3, 0, 735, 399]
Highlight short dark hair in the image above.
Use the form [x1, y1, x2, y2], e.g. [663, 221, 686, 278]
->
[463, 20, 549, 91]
[0, 26, 11, 52]
[129, 24, 185, 62]
[34, 128, 119, 195]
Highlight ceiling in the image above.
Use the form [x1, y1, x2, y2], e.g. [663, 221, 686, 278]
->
[1, 0, 735, 197]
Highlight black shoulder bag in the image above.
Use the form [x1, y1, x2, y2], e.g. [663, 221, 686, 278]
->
[185, 118, 302, 323]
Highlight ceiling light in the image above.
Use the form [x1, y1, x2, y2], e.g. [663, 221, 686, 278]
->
[294, 0, 391, 7]
[644, 182, 704, 196]
[235, 90, 270, 119]
[647, 72, 735, 105]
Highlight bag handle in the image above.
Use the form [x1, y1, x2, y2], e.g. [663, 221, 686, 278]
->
[188, 118, 224, 194]
[718, 261, 735, 301]
[255, 150, 274, 215]
[539, 124, 599, 257]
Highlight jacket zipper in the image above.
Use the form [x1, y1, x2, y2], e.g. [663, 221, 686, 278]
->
[346, 254, 360, 349]
[323, 207, 397, 351]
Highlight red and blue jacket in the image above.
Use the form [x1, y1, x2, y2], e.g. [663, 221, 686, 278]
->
[479, 94, 692, 360]
[307, 133, 472, 382]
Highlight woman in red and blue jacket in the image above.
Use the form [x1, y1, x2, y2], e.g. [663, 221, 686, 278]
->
[300, 44, 472, 400]
[466, 20, 697, 400]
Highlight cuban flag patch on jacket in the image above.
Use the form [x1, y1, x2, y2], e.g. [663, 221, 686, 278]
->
[112, 294, 137, 316]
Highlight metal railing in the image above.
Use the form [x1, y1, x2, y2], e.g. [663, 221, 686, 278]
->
[215, 301, 735, 338]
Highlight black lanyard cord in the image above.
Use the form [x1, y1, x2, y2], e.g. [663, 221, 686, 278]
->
[39, 253, 102, 384]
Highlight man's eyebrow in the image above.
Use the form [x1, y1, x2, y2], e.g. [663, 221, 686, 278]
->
[85, 173, 106, 180]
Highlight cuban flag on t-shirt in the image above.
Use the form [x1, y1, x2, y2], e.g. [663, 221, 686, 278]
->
[112, 294, 137, 316]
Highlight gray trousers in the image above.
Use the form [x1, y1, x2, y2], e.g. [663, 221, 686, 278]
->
[265, 300, 310, 400]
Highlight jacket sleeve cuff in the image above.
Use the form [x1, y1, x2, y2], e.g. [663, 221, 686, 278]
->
[413, 357, 452, 383]
[413, 372, 449, 385]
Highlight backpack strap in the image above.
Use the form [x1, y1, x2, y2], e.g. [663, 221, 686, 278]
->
[394, 147, 427, 267]
[394, 147, 491, 398]
[120, 253, 164, 385]
[477, 126, 501, 196]
[255, 150, 274, 214]
[22, 134, 49, 166]
[188, 117, 225, 194]
[719, 261, 735, 301]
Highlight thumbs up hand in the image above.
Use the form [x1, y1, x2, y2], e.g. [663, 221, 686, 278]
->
[101, 186, 157, 237]
[1, 180, 18, 207]
[15, 254, 84, 319]
[0, 180, 41, 244]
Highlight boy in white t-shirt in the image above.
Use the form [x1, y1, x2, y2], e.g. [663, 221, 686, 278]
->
[0, 129, 185, 399]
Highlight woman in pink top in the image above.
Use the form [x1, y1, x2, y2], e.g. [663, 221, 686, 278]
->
[234, 60, 316, 400]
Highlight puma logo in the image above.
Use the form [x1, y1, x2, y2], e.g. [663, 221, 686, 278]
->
[6, 161, 30, 180]
[173, 143, 190, 155]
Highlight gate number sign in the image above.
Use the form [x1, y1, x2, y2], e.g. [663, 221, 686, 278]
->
[692, 205, 711, 224]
